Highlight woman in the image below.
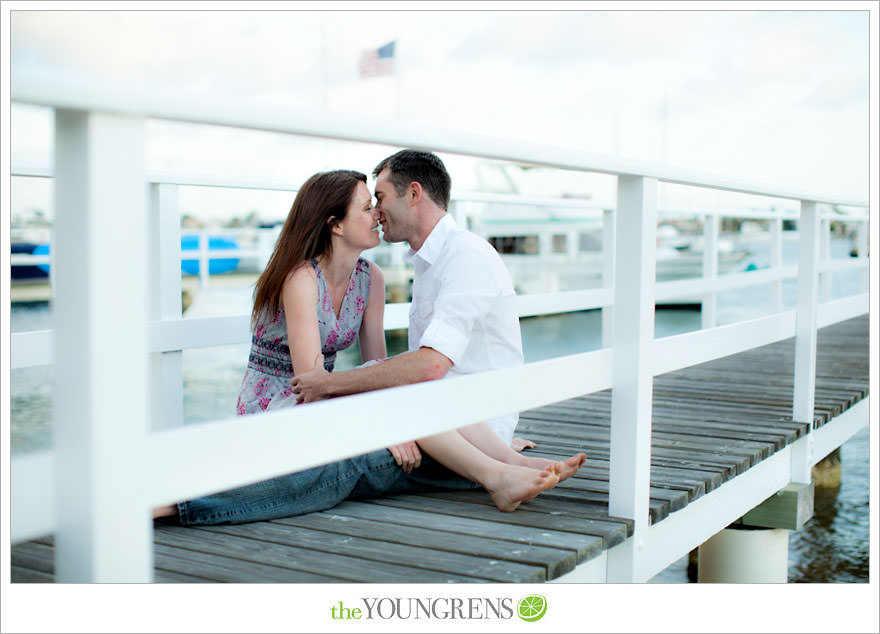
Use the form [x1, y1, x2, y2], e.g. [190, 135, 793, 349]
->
[156, 170, 584, 520]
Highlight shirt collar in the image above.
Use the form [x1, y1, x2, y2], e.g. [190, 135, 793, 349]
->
[405, 214, 456, 268]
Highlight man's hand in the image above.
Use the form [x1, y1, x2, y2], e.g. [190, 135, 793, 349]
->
[387, 441, 422, 473]
[291, 354, 330, 403]
[511, 436, 536, 452]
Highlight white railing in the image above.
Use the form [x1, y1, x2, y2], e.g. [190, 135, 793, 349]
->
[9, 69, 870, 582]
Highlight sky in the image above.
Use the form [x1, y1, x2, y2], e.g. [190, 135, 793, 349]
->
[5, 4, 873, 225]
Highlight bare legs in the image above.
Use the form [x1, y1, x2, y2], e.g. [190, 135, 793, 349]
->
[416, 423, 586, 512]
[454, 423, 586, 483]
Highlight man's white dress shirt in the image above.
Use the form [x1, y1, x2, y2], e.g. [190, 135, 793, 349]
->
[405, 214, 524, 444]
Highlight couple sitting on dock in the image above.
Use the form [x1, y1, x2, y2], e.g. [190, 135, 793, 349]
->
[155, 150, 585, 526]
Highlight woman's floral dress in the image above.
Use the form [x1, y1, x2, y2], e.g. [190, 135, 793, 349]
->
[235, 257, 371, 415]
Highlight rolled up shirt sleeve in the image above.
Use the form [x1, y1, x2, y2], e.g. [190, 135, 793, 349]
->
[417, 248, 499, 367]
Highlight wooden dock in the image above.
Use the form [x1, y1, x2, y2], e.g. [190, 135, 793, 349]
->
[11, 315, 868, 583]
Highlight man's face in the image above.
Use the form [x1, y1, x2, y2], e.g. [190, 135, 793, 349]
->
[374, 168, 413, 244]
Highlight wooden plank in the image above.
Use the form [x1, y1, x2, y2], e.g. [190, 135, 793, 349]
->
[555, 476, 690, 511]
[11, 565, 54, 583]
[314, 500, 605, 564]
[367, 494, 631, 547]
[567, 454, 729, 491]
[739, 481, 815, 530]
[523, 441, 743, 481]
[523, 452, 711, 500]
[193, 521, 548, 583]
[153, 542, 340, 583]
[10, 540, 53, 575]
[549, 440, 753, 477]
[649, 432, 770, 463]
[154, 568, 218, 583]
[273, 511, 577, 579]
[9, 539, 225, 583]
[154, 524, 487, 583]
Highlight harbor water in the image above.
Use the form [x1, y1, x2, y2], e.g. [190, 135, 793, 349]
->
[8, 237, 869, 582]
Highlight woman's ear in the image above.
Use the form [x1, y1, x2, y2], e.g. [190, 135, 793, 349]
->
[327, 216, 344, 236]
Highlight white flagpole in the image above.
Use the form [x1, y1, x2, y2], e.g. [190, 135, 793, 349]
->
[321, 12, 329, 167]
[394, 39, 401, 119]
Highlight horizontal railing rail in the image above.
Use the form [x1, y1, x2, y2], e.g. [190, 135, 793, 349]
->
[10, 286, 869, 372]
[11, 70, 869, 207]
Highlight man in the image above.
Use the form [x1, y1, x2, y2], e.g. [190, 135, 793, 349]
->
[291, 149, 529, 471]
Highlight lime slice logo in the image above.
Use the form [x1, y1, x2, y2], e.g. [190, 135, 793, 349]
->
[517, 594, 547, 622]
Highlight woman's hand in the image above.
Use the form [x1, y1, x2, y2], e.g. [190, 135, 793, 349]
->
[291, 354, 329, 403]
[387, 441, 422, 473]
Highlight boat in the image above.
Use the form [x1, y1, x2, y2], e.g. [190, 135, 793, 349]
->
[180, 235, 241, 276]
[10, 243, 50, 281]
[366, 162, 750, 301]
[10, 235, 243, 281]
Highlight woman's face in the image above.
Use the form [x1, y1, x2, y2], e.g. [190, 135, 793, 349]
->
[337, 181, 381, 250]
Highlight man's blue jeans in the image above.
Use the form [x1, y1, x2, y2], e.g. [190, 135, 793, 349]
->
[176, 449, 477, 526]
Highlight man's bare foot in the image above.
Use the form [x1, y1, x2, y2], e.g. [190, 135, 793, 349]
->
[486, 465, 560, 512]
[552, 453, 587, 483]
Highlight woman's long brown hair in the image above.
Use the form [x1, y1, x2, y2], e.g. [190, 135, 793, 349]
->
[251, 170, 367, 324]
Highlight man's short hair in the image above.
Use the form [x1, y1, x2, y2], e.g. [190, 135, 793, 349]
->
[373, 149, 451, 210]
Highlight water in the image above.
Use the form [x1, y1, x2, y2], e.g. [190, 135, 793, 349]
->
[8, 236, 869, 582]
[648, 426, 870, 583]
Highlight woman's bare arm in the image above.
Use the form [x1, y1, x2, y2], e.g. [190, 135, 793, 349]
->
[358, 262, 387, 363]
[281, 265, 323, 375]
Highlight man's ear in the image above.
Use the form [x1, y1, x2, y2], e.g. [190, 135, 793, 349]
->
[409, 181, 423, 205]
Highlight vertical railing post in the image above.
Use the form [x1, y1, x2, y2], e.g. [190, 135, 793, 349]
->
[601, 208, 615, 348]
[857, 219, 868, 292]
[607, 175, 657, 582]
[53, 110, 152, 581]
[257, 226, 277, 272]
[701, 213, 719, 329]
[198, 227, 210, 289]
[819, 215, 831, 302]
[791, 200, 820, 484]
[770, 216, 783, 313]
[566, 229, 578, 260]
[48, 229, 57, 304]
[148, 182, 184, 430]
[538, 231, 553, 262]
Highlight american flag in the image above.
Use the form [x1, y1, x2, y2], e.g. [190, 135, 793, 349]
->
[359, 41, 396, 78]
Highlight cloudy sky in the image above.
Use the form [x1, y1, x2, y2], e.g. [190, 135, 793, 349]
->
[7, 5, 872, 223]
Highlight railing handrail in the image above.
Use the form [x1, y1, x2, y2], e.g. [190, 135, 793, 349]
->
[11, 69, 868, 208]
[11, 164, 869, 223]
[9, 292, 869, 373]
